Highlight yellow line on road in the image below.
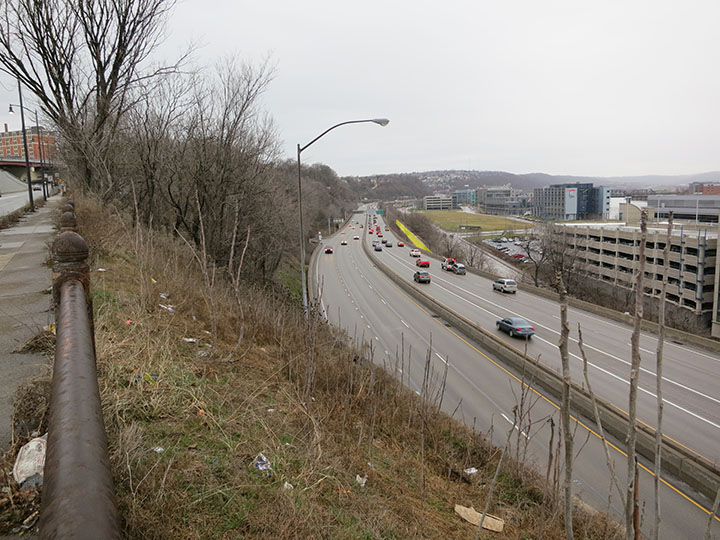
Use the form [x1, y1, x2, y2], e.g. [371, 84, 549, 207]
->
[395, 220, 431, 252]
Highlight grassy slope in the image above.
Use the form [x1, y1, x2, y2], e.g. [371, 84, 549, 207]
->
[70, 195, 618, 539]
[418, 210, 527, 233]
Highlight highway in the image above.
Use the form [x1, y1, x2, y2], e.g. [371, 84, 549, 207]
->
[312, 209, 720, 539]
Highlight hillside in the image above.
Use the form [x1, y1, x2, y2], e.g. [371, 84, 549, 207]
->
[56, 194, 620, 539]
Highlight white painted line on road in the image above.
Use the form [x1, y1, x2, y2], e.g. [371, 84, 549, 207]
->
[435, 352, 447, 365]
[381, 299, 387, 305]
[501, 413, 528, 439]
[401, 320, 410, 328]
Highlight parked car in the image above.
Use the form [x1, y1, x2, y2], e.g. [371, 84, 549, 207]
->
[492, 279, 518, 293]
[324, 247, 334, 254]
[511, 254, 524, 259]
[441, 258, 457, 271]
[409, 249, 421, 257]
[452, 263, 466, 275]
[374, 244, 383, 252]
[496, 317, 534, 338]
[416, 259, 430, 267]
[414, 271, 431, 283]
[397, 241, 405, 247]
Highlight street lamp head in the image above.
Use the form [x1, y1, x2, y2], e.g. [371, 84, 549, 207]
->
[372, 118, 390, 126]
[8, 105, 14, 114]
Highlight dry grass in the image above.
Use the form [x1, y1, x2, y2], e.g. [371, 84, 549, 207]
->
[53, 194, 624, 539]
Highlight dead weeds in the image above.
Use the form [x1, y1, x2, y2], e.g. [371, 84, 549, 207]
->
[65, 193, 624, 539]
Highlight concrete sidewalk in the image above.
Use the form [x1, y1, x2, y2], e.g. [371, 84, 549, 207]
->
[0, 196, 62, 452]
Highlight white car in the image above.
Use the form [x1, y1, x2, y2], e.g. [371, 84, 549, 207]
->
[492, 278, 518, 294]
[409, 249, 421, 257]
[353, 235, 360, 240]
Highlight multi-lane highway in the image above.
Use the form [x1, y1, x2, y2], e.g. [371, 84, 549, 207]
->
[312, 209, 720, 539]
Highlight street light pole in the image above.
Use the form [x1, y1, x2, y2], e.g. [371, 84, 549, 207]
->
[35, 110, 47, 201]
[296, 118, 389, 315]
[17, 80, 34, 211]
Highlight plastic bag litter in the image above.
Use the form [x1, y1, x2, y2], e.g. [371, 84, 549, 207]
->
[355, 474, 367, 487]
[152, 447, 165, 453]
[13, 434, 47, 488]
[183, 337, 197, 343]
[251, 453, 272, 476]
[463, 467, 478, 475]
[159, 293, 169, 299]
[158, 304, 176, 313]
[96, 268, 107, 272]
[283, 481, 294, 490]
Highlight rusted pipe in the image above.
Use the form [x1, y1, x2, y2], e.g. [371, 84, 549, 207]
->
[40, 233, 119, 539]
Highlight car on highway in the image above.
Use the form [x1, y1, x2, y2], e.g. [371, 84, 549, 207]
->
[374, 244, 383, 252]
[324, 247, 334, 254]
[381, 238, 387, 244]
[416, 259, 430, 267]
[340, 240, 347, 246]
[409, 249, 421, 257]
[441, 258, 457, 271]
[369, 230, 373, 235]
[492, 279, 517, 294]
[353, 235, 360, 240]
[397, 241, 405, 247]
[452, 263, 466, 275]
[385, 241, 393, 247]
[384, 226, 389, 231]
[496, 316, 534, 338]
[413, 271, 431, 283]
[377, 233, 383, 238]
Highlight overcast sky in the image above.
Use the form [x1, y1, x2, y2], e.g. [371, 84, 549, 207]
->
[2, 0, 719, 178]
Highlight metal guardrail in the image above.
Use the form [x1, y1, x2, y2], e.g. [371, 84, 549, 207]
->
[38, 202, 120, 539]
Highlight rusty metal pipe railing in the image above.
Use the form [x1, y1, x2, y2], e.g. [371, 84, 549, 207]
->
[39, 225, 120, 538]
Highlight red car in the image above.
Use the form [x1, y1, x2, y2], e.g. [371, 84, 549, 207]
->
[397, 241, 405, 247]
[416, 259, 430, 267]
[369, 230, 373, 234]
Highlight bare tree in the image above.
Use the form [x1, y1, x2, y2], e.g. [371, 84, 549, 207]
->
[557, 273, 574, 540]
[0, 0, 185, 196]
[653, 212, 673, 540]
[626, 209, 648, 540]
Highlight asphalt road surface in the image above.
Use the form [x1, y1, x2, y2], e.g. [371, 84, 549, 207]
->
[313, 208, 720, 539]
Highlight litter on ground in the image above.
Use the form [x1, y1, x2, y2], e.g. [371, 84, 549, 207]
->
[13, 434, 47, 489]
[251, 453, 272, 476]
[463, 467, 478, 475]
[454, 504, 504, 532]
[355, 474, 367, 488]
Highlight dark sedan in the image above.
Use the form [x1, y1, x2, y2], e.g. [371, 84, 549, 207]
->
[496, 317, 534, 338]
[414, 271, 430, 283]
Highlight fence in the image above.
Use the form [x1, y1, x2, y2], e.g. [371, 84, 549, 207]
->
[38, 201, 120, 539]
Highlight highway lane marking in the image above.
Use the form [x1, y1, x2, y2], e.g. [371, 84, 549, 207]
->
[435, 352, 447, 365]
[401, 320, 410, 328]
[383, 247, 720, 419]
[363, 242, 720, 521]
[502, 413, 529, 439]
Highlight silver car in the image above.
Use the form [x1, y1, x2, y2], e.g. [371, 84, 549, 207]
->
[492, 278, 517, 294]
